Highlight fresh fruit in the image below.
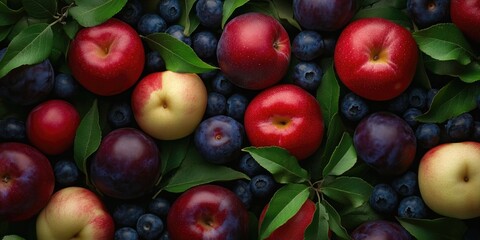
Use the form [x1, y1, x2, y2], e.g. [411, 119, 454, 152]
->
[67, 18, 145, 96]
[353, 111, 417, 175]
[293, 0, 356, 31]
[407, 0, 450, 28]
[291, 30, 324, 61]
[192, 30, 218, 60]
[131, 71, 208, 140]
[450, 0, 480, 43]
[113, 203, 146, 228]
[26, 99, 80, 155]
[90, 128, 161, 199]
[136, 13, 167, 35]
[291, 61, 323, 94]
[53, 73, 79, 99]
[334, 17, 419, 101]
[36, 187, 115, 240]
[350, 220, 412, 240]
[195, 0, 223, 29]
[244, 84, 324, 160]
[369, 183, 399, 214]
[397, 195, 428, 219]
[0, 117, 26, 142]
[217, 12, 291, 90]
[148, 197, 171, 218]
[418, 141, 480, 219]
[0, 142, 54, 222]
[167, 184, 249, 240]
[136, 213, 164, 240]
[225, 93, 248, 122]
[157, 0, 181, 23]
[391, 171, 418, 197]
[444, 112, 474, 141]
[249, 174, 276, 199]
[340, 92, 370, 122]
[53, 159, 80, 187]
[415, 123, 441, 149]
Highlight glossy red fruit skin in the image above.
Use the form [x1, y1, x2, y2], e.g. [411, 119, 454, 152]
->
[334, 18, 418, 101]
[217, 12, 291, 90]
[244, 84, 324, 160]
[26, 99, 80, 155]
[67, 18, 145, 96]
[167, 184, 249, 240]
[258, 199, 316, 240]
[0, 142, 55, 221]
[450, 0, 480, 43]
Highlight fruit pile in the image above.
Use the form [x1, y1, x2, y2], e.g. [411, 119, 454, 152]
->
[1, 0, 480, 239]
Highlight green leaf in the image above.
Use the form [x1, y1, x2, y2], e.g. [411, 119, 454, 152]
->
[63, 19, 79, 39]
[142, 33, 218, 73]
[317, 61, 340, 128]
[0, 23, 53, 78]
[74, 99, 102, 173]
[321, 176, 373, 208]
[259, 183, 310, 240]
[243, 146, 309, 184]
[397, 217, 467, 240]
[352, 6, 413, 28]
[159, 136, 191, 175]
[413, 52, 432, 89]
[69, 0, 127, 27]
[163, 145, 248, 193]
[424, 56, 480, 83]
[314, 113, 346, 179]
[6, 16, 46, 41]
[323, 200, 350, 240]
[50, 25, 69, 63]
[20, 0, 56, 19]
[0, 1, 23, 26]
[305, 201, 330, 240]
[413, 23, 475, 65]
[0, 25, 12, 42]
[247, 212, 259, 240]
[179, 0, 199, 36]
[339, 201, 382, 230]
[272, 0, 302, 30]
[2, 235, 25, 240]
[222, 0, 249, 28]
[323, 132, 357, 177]
[416, 80, 480, 123]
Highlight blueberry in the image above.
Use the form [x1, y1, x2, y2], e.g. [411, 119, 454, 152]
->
[199, 69, 218, 81]
[137, 13, 167, 35]
[391, 171, 418, 197]
[292, 61, 323, 93]
[145, 51, 166, 73]
[192, 31, 218, 60]
[194, 115, 245, 164]
[0, 117, 26, 142]
[166, 24, 191, 46]
[237, 153, 264, 177]
[402, 107, 423, 129]
[115, 227, 140, 240]
[211, 72, 234, 96]
[159, 231, 170, 240]
[340, 92, 369, 122]
[195, 0, 223, 29]
[148, 197, 170, 218]
[157, 0, 182, 23]
[116, 0, 143, 26]
[407, 87, 427, 110]
[54, 160, 80, 187]
[226, 93, 249, 122]
[387, 92, 409, 114]
[415, 123, 441, 149]
[206, 92, 227, 117]
[407, 0, 450, 29]
[113, 203, 146, 227]
[426, 88, 438, 108]
[232, 180, 253, 209]
[136, 213, 164, 240]
[369, 183, 399, 214]
[54, 73, 78, 99]
[397, 195, 428, 219]
[107, 101, 134, 129]
[445, 112, 474, 141]
[292, 30, 324, 61]
[250, 174, 276, 199]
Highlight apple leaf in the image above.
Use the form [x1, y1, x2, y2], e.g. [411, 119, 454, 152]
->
[162, 144, 248, 193]
[397, 217, 467, 240]
[416, 80, 480, 123]
[413, 23, 476, 65]
[424, 55, 480, 83]
[259, 183, 310, 240]
[0, 25, 12, 42]
[142, 33, 218, 73]
[304, 201, 330, 240]
[179, 0, 199, 36]
[20, 0, 57, 19]
[321, 176, 373, 208]
[62, 19, 79, 39]
[323, 132, 357, 177]
[339, 201, 382, 230]
[317, 61, 339, 128]
[323, 199, 350, 240]
[222, 0, 249, 28]
[69, 0, 127, 27]
[352, 6, 412, 29]
[243, 146, 310, 184]
[0, 2, 24, 26]
[271, 0, 302, 30]
[0, 23, 53, 79]
[316, 113, 347, 179]
[159, 136, 191, 175]
[74, 98, 102, 174]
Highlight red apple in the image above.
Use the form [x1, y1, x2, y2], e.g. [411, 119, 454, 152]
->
[451, 0, 480, 43]
[334, 17, 418, 101]
[243, 84, 324, 160]
[217, 12, 291, 90]
[26, 99, 80, 155]
[67, 18, 145, 96]
[0, 142, 54, 222]
[258, 199, 316, 240]
[167, 184, 249, 240]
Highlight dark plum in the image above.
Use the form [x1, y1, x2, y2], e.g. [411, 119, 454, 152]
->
[157, 0, 181, 24]
[293, 0, 356, 31]
[351, 220, 412, 240]
[292, 30, 324, 61]
[353, 112, 417, 176]
[407, 0, 450, 29]
[292, 61, 323, 94]
[90, 128, 161, 199]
